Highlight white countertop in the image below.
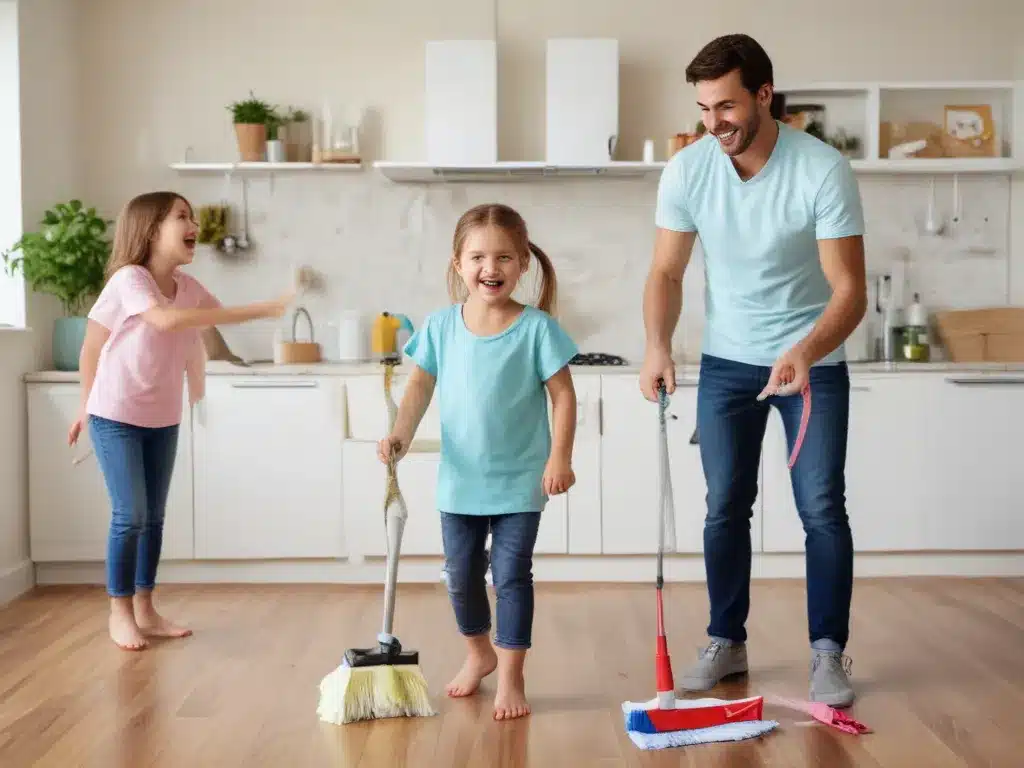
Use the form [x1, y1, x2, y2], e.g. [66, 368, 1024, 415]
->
[22, 359, 1024, 383]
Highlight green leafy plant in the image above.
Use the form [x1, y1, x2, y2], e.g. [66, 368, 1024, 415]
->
[227, 91, 276, 125]
[287, 107, 310, 122]
[1, 200, 111, 317]
[265, 108, 285, 140]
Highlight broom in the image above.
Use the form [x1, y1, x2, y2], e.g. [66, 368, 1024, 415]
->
[317, 361, 436, 725]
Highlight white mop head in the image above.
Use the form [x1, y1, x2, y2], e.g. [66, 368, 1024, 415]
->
[622, 697, 779, 750]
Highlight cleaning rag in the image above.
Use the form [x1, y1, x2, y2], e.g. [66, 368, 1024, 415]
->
[622, 697, 779, 750]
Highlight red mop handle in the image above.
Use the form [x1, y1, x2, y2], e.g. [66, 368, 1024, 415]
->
[786, 384, 811, 469]
[655, 587, 674, 700]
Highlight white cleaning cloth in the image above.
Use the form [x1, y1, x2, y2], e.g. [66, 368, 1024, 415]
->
[622, 698, 779, 750]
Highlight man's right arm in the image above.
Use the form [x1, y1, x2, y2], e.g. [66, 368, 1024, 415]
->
[639, 228, 696, 401]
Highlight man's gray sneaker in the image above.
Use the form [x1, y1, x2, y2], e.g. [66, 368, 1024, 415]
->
[809, 650, 855, 708]
[677, 640, 748, 691]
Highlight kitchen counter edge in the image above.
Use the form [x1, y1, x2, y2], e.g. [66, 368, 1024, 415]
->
[23, 360, 1024, 383]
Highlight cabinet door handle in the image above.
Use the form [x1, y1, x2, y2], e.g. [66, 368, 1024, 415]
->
[946, 376, 1024, 386]
[230, 380, 319, 389]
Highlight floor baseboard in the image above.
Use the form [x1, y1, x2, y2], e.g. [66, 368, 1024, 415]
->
[0, 560, 35, 604]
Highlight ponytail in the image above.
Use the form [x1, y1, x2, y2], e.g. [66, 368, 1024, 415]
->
[528, 240, 558, 315]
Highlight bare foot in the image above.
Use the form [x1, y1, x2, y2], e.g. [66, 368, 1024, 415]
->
[109, 601, 148, 651]
[493, 673, 530, 720]
[135, 611, 192, 638]
[134, 592, 192, 639]
[493, 647, 530, 720]
[446, 637, 498, 697]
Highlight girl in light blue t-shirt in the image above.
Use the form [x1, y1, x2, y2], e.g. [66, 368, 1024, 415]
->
[379, 202, 579, 721]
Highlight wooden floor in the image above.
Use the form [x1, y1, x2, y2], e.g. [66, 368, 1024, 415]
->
[1, 578, 1023, 767]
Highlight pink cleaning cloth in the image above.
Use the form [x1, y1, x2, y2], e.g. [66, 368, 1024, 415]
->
[767, 695, 871, 735]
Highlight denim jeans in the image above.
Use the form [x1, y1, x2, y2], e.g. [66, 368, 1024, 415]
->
[440, 511, 541, 650]
[88, 415, 179, 598]
[696, 353, 853, 650]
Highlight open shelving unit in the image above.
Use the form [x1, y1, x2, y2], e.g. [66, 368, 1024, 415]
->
[372, 80, 1021, 183]
[775, 79, 1021, 175]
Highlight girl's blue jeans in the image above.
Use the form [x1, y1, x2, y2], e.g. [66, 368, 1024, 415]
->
[440, 510, 541, 650]
[88, 415, 179, 598]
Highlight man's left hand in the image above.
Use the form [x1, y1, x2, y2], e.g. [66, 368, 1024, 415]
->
[757, 346, 811, 401]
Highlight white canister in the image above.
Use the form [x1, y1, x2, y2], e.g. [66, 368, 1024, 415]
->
[337, 310, 369, 361]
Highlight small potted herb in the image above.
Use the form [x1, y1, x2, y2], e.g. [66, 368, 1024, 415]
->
[228, 91, 276, 161]
[2, 200, 111, 370]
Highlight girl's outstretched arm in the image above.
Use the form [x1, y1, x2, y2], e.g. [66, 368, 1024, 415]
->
[140, 295, 292, 332]
[543, 366, 577, 495]
[378, 364, 436, 463]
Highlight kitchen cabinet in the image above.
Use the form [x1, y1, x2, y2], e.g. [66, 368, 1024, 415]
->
[192, 377, 345, 559]
[26, 383, 193, 562]
[342, 440, 445, 557]
[566, 374, 601, 554]
[599, 375, 756, 554]
[345, 372, 441, 442]
[760, 373, 1024, 553]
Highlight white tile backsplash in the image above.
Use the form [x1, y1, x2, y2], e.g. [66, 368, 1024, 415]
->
[173, 171, 1012, 365]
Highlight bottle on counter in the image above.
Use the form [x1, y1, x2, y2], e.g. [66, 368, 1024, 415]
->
[902, 292, 931, 362]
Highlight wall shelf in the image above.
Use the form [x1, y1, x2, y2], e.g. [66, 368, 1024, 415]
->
[851, 158, 1020, 174]
[373, 160, 666, 182]
[169, 161, 362, 173]
[776, 79, 1020, 175]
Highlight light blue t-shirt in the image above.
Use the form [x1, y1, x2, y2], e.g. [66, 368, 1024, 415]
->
[403, 303, 579, 516]
[655, 121, 865, 367]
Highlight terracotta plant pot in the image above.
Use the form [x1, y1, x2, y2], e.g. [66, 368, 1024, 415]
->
[234, 123, 266, 161]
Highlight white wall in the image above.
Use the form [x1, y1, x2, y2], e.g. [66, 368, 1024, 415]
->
[0, 329, 33, 603]
[18, 0, 1024, 364]
[0, 0, 24, 328]
[18, 0, 82, 368]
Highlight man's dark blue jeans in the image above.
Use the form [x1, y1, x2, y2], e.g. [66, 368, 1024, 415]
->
[696, 353, 853, 651]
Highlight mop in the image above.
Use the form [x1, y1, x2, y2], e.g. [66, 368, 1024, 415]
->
[621, 382, 870, 749]
[317, 360, 436, 725]
[621, 381, 780, 750]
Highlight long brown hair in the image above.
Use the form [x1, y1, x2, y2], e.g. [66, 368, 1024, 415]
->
[104, 191, 192, 282]
[447, 203, 558, 314]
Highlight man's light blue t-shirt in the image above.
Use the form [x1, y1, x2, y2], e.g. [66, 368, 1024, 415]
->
[655, 121, 865, 367]
[403, 303, 578, 516]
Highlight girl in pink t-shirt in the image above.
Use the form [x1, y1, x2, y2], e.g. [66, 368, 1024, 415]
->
[72, 191, 294, 651]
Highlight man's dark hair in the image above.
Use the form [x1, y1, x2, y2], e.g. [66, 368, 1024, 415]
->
[685, 34, 774, 95]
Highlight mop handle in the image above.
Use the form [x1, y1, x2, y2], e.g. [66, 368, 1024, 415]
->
[380, 361, 403, 643]
[656, 382, 669, 590]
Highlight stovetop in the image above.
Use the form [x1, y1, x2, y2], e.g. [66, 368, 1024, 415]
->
[569, 352, 629, 367]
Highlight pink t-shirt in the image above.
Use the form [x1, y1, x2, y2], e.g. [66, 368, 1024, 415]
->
[86, 264, 220, 428]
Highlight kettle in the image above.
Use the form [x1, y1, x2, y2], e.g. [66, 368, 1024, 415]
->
[371, 312, 414, 359]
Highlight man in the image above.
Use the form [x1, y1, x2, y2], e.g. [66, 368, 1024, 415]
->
[639, 33, 867, 708]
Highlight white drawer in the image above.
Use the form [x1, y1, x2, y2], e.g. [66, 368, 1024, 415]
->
[345, 373, 442, 441]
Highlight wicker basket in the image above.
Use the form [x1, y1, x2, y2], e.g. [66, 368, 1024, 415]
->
[934, 307, 1024, 362]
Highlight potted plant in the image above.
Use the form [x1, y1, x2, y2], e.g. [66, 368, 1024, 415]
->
[283, 107, 312, 162]
[2, 200, 111, 371]
[265, 108, 286, 162]
[228, 91, 275, 161]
